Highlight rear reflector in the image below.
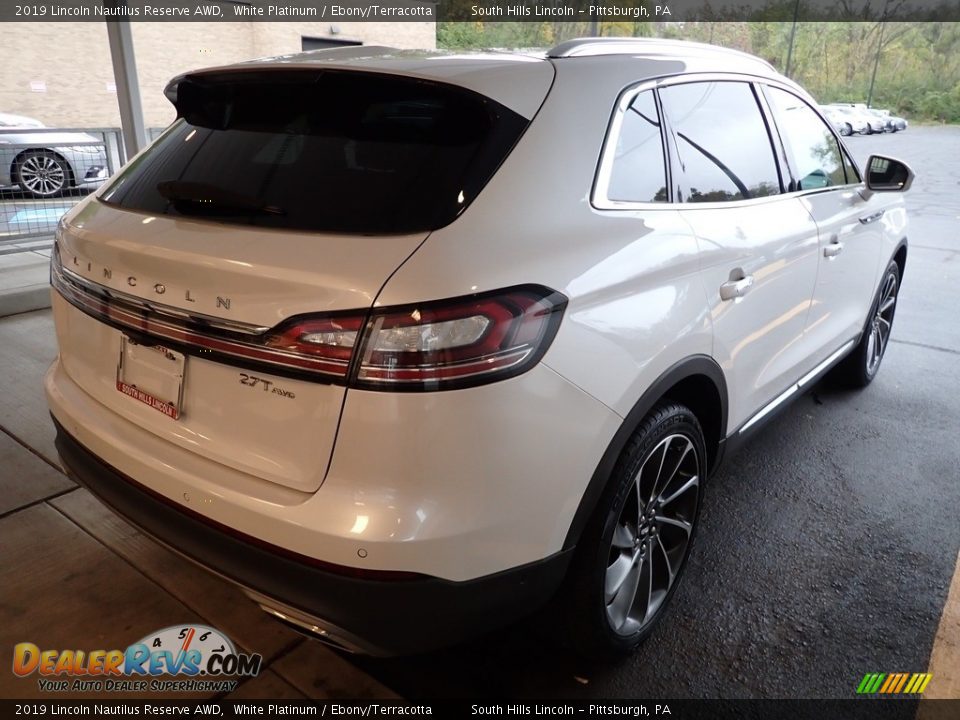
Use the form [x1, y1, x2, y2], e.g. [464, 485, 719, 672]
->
[52, 246, 566, 390]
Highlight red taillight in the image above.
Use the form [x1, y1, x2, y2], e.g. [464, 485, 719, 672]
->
[264, 315, 364, 377]
[52, 247, 565, 390]
[355, 288, 566, 390]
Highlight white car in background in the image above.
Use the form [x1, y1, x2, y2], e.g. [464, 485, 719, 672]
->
[820, 105, 862, 135]
[0, 112, 108, 198]
[828, 104, 886, 134]
[46, 39, 913, 657]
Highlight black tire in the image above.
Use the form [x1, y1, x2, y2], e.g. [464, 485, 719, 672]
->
[13, 150, 72, 198]
[565, 403, 706, 658]
[832, 259, 900, 388]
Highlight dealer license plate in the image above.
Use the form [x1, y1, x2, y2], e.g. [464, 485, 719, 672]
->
[116, 335, 186, 420]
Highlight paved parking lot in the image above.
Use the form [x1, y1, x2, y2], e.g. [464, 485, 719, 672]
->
[0, 126, 957, 701]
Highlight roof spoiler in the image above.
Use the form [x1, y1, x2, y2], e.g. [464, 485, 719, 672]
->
[163, 45, 401, 108]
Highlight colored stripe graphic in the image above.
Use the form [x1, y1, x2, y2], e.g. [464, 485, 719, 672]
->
[904, 674, 920, 693]
[857, 672, 933, 694]
[893, 673, 909, 693]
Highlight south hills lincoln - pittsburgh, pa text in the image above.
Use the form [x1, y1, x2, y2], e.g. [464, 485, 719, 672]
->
[469, 4, 672, 17]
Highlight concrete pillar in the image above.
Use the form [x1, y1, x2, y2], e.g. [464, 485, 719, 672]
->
[105, 9, 147, 161]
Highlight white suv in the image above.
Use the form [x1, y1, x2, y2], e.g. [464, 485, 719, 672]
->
[45, 38, 913, 657]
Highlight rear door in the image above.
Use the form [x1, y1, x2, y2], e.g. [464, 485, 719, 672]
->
[762, 86, 884, 362]
[657, 79, 821, 431]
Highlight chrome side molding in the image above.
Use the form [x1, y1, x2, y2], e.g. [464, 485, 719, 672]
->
[739, 339, 856, 435]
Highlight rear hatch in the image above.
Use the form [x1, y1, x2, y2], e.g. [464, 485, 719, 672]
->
[51, 65, 537, 493]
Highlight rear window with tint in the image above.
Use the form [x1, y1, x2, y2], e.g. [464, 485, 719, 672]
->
[101, 70, 528, 234]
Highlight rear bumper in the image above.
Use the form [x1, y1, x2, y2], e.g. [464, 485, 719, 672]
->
[53, 417, 573, 656]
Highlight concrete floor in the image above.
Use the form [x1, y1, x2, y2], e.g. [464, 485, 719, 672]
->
[1, 127, 958, 701]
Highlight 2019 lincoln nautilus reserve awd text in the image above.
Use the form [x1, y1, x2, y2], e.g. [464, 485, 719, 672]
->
[45, 38, 913, 657]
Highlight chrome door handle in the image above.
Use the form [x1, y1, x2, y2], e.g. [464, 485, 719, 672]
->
[824, 240, 844, 258]
[859, 210, 885, 224]
[719, 275, 754, 301]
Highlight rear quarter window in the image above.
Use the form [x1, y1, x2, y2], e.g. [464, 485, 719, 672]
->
[606, 90, 668, 204]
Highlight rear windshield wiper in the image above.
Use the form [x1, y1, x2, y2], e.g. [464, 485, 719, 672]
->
[157, 180, 285, 216]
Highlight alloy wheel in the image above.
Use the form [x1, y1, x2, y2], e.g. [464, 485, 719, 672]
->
[605, 433, 700, 636]
[19, 154, 67, 197]
[866, 270, 897, 376]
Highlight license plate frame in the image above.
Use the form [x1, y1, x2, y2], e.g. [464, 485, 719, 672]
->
[116, 335, 186, 420]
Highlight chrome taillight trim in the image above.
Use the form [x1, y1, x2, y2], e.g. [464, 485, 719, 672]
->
[50, 248, 351, 380]
[356, 347, 532, 383]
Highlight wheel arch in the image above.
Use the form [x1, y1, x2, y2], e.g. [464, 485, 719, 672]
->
[892, 238, 907, 280]
[562, 354, 727, 551]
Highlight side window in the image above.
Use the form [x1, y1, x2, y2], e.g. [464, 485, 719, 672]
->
[765, 87, 847, 191]
[658, 81, 782, 203]
[606, 90, 668, 203]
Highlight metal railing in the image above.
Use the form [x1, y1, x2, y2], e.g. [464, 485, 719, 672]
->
[0, 126, 167, 252]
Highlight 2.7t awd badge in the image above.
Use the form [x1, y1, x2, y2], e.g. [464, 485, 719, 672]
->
[239, 373, 295, 399]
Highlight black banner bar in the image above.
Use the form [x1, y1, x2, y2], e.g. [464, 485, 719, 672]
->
[1, 0, 960, 23]
[2, 699, 960, 720]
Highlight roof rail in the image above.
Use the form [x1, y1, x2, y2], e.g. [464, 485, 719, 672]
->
[547, 37, 775, 70]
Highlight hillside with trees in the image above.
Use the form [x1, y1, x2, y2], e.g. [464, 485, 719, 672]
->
[438, 21, 960, 122]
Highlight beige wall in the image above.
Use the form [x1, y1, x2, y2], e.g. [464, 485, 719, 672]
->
[0, 21, 436, 129]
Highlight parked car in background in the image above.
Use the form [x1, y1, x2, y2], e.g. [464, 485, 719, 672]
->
[873, 108, 908, 132]
[864, 108, 897, 133]
[820, 105, 856, 135]
[0, 112, 108, 198]
[828, 104, 886, 134]
[822, 105, 870, 135]
[47, 39, 913, 657]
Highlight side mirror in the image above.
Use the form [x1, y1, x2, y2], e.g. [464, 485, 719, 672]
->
[865, 155, 914, 193]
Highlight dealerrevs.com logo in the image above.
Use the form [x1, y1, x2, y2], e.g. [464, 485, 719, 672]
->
[12, 625, 262, 693]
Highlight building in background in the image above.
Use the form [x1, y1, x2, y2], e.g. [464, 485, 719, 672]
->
[0, 21, 436, 129]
